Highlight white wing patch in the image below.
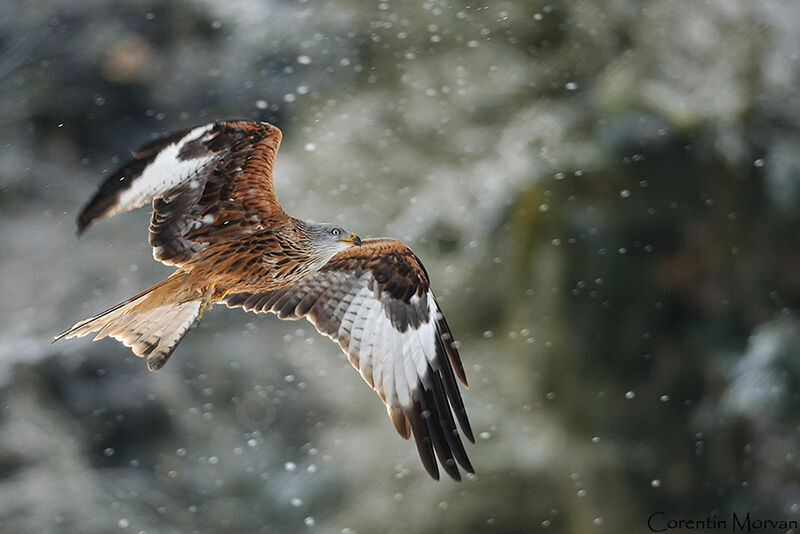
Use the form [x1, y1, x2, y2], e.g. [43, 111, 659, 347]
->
[109, 124, 217, 217]
[224, 269, 474, 480]
[340, 289, 440, 412]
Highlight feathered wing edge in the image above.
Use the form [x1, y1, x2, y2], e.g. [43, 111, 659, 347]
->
[225, 239, 474, 481]
[77, 124, 216, 234]
[75, 121, 285, 265]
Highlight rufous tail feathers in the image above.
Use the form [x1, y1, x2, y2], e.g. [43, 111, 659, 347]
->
[53, 271, 202, 371]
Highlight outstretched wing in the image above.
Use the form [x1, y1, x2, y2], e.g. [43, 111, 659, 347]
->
[77, 120, 285, 266]
[225, 238, 474, 480]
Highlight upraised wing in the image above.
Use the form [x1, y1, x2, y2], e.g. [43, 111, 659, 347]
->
[225, 238, 474, 480]
[77, 120, 285, 266]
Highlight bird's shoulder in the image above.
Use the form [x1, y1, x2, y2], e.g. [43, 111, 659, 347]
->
[322, 238, 430, 301]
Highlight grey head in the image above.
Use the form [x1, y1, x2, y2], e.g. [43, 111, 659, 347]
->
[303, 221, 362, 267]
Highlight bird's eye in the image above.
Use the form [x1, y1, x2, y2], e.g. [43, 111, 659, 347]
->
[332, 228, 341, 236]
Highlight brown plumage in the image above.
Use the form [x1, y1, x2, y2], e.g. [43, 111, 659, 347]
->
[54, 120, 474, 480]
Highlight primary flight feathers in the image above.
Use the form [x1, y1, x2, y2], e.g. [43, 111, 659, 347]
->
[55, 120, 474, 480]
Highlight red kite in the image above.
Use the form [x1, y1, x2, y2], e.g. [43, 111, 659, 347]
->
[54, 121, 473, 480]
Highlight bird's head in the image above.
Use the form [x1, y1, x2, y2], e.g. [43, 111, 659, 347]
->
[306, 222, 362, 264]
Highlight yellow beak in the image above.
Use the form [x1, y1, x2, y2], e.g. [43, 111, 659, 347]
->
[338, 232, 362, 246]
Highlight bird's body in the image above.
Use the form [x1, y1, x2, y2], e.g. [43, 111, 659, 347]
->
[54, 120, 473, 480]
[182, 218, 324, 291]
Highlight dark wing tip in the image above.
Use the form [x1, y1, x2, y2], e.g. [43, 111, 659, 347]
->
[75, 183, 118, 234]
[462, 416, 476, 444]
[73, 126, 198, 235]
[431, 328, 475, 445]
[76, 210, 94, 235]
[457, 365, 469, 388]
[408, 402, 440, 480]
[405, 369, 474, 482]
[435, 311, 469, 387]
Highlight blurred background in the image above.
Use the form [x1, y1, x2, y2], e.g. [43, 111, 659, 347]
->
[2, 0, 800, 532]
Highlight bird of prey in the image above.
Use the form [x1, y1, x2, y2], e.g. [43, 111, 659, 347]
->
[54, 120, 473, 480]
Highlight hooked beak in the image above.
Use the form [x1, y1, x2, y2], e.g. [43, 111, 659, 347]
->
[338, 232, 362, 246]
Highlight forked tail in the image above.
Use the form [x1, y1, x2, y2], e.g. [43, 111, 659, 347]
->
[53, 272, 202, 370]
